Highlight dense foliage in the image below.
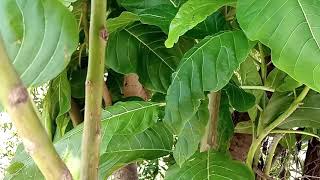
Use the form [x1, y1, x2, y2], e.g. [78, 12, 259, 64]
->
[1, 0, 320, 179]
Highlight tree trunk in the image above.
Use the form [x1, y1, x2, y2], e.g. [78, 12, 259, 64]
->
[303, 137, 320, 179]
[113, 73, 148, 180]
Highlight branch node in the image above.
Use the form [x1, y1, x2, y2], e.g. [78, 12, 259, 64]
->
[22, 137, 36, 155]
[99, 27, 108, 41]
[62, 168, 73, 180]
[8, 85, 28, 106]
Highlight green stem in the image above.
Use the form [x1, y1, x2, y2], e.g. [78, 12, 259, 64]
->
[264, 135, 283, 177]
[80, 0, 107, 179]
[246, 86, 310, 167]
[271, 130, 320, 139]
[0, 38, 71, 179]
[240, 85, 275, 92]
[259, 43, 267, 84]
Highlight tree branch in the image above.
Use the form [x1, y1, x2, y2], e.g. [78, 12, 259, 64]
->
[69, 98, 83, 127]
[0, 38, 72, 180]
[80, 0, 107, 178]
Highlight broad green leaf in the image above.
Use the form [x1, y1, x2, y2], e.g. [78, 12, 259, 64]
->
[279, 91, 320, 129]
[215, 93, 234, 152]
[139, 5, 226, 38]
[234, 120, 252, 134]
[236, 56, 263, 120]
[237, 0, 320, 92]
[5, 101, 168, 179]
[173, 100, 209, 166]
[266, 68, 302, 92]
[106, 23, 192, 93]
[70, 68, 87, 98]
[165, 151, 254, 180]
[0, 0, 78, 86]
[224, 81, 255, 112]
[261, 92, 294, 126]
[165, 0, 236, 48]
[117, 0, 187, 12]
[164, 31, 253, 134]
[106, 11, 139, 33]
[99, 123, 173, 178]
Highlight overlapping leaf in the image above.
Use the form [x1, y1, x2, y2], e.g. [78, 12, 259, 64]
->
[5, 101, 168, 179]
[279, 91, 320, 129]
[173, 101, 209, 166]
[117, 0, 187, 12]
[165, 0, 236, 48]
[0, 0, 78, 86]
[106, 23, 193, 93]
[237, 0, 320, 92]
[164, 31, 253, 134]
[99, 123, 173, 178]
[139, 5, 226, 38]
[165, 151, 254, 180]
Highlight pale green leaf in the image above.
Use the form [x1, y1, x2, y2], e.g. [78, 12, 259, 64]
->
[165, 151, 254, 180]
[5, 101, 169, 179]
[266, 68, 302, 92]
[118, 0, 187, 12]
[0, 0, 78, 86]
[279, 91, 320, 129]
[237, 0, 320, 92]
[173, 100, 209, 166]
[164, 31, 253, 134]
[165, 0, 236, 48]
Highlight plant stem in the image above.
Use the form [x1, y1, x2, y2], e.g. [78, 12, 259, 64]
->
[0, 38, 71, 179]
[258, 43, 267, 84]
[270, 130, 320, 139]
[240, 85, 274, 92]
[69, 98, 83, 127]
[102, 81, 112, 107]
[246, 86, 310, 167]
[264, 135, 283, 177]
[80, 0, 107, 179]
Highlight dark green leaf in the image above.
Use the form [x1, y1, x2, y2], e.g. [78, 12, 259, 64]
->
[117, 0, 187, 12]
[165, 0, 236, 48]
[0, 0, 78, 86]
[164, 31, 253, 134]
[70, 68, 87, 98]
[165, 151, 254, 180]
[224, 81, 255, 112]
[237, 0, 320, 92]
[107, 23, 192, 93]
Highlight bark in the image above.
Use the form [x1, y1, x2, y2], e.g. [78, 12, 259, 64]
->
[229, 133, 252, 162]
[113, 73, 148, 180]
[69, 98, 83, 127]
[303, 138, 320, 179]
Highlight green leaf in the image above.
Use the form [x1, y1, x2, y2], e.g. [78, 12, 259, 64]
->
[261, 92, 294, 126]
[117, 0, 187, 12]
[173, 100, 209, 166]
[279, 91, 320, 129]
[164, 31, 253, 134]
[70, 68, 87, 98]
[236, 56, 263, 120]
[165, 0, 236, 48]
[0, 0, 78, 86]
[106, 11, 139, 33]
[224, 81, 256, 112]
[107, 23, 192, 93]
[237, 0, 320, 92]
[99, 123, 173, 178]
[139, 5, 226, 38]
[266, 68, 302, 92]
[165, 151, 254, 180]
[215, 93, 234, 152]
[5, 101, 169, 179]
